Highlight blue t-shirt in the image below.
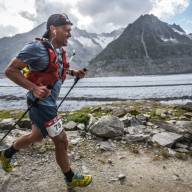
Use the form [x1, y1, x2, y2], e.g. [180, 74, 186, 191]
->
[17, 40, 64, 106]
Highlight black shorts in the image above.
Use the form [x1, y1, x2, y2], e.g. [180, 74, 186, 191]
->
[27, 98, 57, 138]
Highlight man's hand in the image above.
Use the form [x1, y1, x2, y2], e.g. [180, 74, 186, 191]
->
[32, 85, 51, 99]
[73, 69, 86, 79]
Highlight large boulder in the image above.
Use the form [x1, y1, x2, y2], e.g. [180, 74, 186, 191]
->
[64, 121, 77, 131]
[125, 134, 150, 143]
[181, 102, 192, 112]
[0, 118, 15, 130]
[112, 108, 127, 117]
[90, 115, 124, 138]
[152, 132, 183, 147]
[17, 119, 31, 129]
[0, 118, 31, 130]
[175, 121, 192, 135]
[87, 114, 97, 129]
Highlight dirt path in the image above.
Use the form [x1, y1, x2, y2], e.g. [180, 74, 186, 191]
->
[0, 131, 192, 192]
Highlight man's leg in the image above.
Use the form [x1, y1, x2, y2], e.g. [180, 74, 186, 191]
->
[13, 124, 43, 150]
[52, 130, 71, 174]
[0, 124, 43, 172]
[52, 130, 92, 189]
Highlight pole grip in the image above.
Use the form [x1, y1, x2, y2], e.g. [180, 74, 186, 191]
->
[74, 68, 88, 83]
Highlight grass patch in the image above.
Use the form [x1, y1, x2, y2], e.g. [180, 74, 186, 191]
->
[0, 110, 27, 120]
[65, 112, 90, 125]
[63, 107, 91, 125]
[175, 152, 188, 160]
[159, 148, 170, 159]
[129, 109, 140, 116]
[173, 107, 186, 118]
[62, 106, 112, 124]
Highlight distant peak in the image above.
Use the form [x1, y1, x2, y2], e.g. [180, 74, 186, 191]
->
[139, 14, 159, 20]
[135, 14, 161, 25]
[170, 23, 185, 33]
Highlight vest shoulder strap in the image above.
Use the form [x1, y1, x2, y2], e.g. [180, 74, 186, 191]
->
[35, 38, 57, 72]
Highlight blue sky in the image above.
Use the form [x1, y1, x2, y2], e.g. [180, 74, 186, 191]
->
[0, 0, 191, 37]
[168, 3, 192, 33]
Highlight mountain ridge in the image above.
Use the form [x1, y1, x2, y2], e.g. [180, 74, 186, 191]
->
[88, 14, 192, 77]
[0, 23, 123, 75]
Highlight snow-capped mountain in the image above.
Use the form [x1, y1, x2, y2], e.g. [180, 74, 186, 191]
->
[170, 23, 192, 40]
[67, 27, 123, 68]
[88, 14, 192, 77]
[0, 23, 123, 73]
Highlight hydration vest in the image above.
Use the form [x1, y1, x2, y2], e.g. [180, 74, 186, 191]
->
[25, 38, 69, 87]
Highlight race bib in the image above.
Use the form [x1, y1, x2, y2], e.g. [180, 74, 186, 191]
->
[44, 116, 64, 138]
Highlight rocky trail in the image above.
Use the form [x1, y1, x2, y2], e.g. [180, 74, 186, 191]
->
[0, 101, 192, 192]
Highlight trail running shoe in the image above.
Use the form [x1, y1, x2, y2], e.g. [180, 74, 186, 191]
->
[0, 151, 13, 172]
[65, 172, 92, 191]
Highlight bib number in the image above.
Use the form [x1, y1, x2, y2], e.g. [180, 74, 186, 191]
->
[45, 116, 64, 138]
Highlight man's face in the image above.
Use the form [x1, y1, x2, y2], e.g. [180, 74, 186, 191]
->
[54, 24, 72, 47]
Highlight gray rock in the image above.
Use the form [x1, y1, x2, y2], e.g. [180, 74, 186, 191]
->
[119, 115, 131, 127]
[90, 115, 124, 138]
[155, 109, 168, 118]
[109, 177, 119, 182]
[126, 125, 146, 134]
[130, 117, 143, 126]
[87, 114, 97, 129]
[64, 121, 77, 131]
[175, 143, 188, 149]
[97, 141, 115, 151]
[81, 165, 90, 174]
[17, 119, 31, 129]
[91, 106, 101, 113]
[136, 114, 148, 125]
[152, 132, 183, 147]
[107, 159, 113, 164]
[183, 112, 192, 119]
[0, 118, 15, 130]
[168, 148, 177, 156]
[179, 116, 190, 121]
[118, 174, 126, 180]
[181, 102, 192, 112]
[125, 134, 150, 143]
[175, 148, 190, 153]
[101, 106, 113, 113]
[70, 138, 81, 145]
[151, 129, 161, 135]
[77, 123, 85, 130]
[166, 120, 177, 125]
[123, 127, 129, 134]
[112, 108, 126, 117]
[175, 121, 192, 134]
[146, 122, 154, 126]
[154, 121, 179, 133]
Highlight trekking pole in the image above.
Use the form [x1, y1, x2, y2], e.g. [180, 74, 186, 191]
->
[0, 100, 37, 144]
[57, 68, 87, 110]
[69, 49, 76, 63]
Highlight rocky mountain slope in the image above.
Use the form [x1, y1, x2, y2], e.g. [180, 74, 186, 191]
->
[88, 14, 192, 77]
[0, 23, 123, 74]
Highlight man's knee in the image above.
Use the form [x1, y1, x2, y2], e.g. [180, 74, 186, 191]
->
[52, 131, 68, 148]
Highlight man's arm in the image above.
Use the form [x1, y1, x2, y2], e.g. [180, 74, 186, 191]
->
[5, 58, 50, 98]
